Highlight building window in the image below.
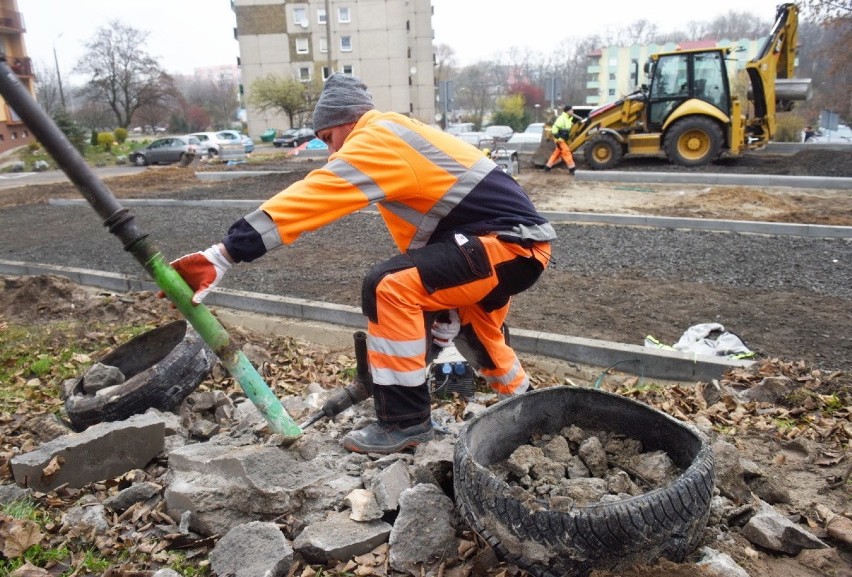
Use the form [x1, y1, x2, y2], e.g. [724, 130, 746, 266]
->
[608, 88, 616, 96]
[299, 67, 311, 81]
[608, 57, 617, 66]
[320, 37, 328, 53]
[609, 73, 616, 81]
[293, 7, 308, 27]
[338, 7, 351, 22]
[317, 8, 326, 24]
[340, 36, 352, 52]
[295, 38, 309, 54]
[322, 66, 331, 80]
[342, 64, 353, 75]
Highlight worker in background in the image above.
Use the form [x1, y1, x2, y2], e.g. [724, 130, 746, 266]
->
[165, 74, 556, 455]
[544, 104, 582, 174]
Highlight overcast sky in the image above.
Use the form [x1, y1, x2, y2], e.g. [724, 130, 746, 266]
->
[20, 0, 785, 81]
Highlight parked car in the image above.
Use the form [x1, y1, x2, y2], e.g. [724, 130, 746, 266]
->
[484, 125, 514, 142]
[446, 122, 475, 135]
[523, 122, 545, 135]
[128, 135, 201, 167]
[189, 132, 230, 157]
[454, 132, 520, 176]
[217, 130, 254, 153]
[273, 127, 315, 148]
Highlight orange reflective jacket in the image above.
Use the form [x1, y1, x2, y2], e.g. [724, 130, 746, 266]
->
[224, 110, 555, 262]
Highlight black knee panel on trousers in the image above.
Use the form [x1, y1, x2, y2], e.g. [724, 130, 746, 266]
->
[361, 253, 415, 323]
[374, 383, 431, 427]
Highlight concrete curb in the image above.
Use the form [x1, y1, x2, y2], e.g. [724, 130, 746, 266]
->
[46, 198, 852, 239]
[0, 260, 753, 383]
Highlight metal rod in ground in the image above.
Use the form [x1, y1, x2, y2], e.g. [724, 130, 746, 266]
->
[0, 58, 301, 440]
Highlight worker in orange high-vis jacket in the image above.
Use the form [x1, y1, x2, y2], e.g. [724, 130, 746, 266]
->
[166, 74, 556, 454]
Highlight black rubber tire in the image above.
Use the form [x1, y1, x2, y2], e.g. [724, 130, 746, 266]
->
[663, 116, 723, 167]
[453, 386, 714, 577]
[64, 320, 216, 431]
[585, 133, 624, 170]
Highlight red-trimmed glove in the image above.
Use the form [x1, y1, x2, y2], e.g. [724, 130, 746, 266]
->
[431, 309, 460, 348]
[170, 244, 233, 304]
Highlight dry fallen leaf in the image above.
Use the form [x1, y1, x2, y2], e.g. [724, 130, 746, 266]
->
[40, 455, 64, 480]
[1, 518, 43, 558]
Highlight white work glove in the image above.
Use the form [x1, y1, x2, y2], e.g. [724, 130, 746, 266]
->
[431, 309, 461, 348]
[169, 244, 233, 304]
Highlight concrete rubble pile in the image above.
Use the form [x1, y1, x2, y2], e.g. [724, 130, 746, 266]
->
[2, 359, 850, 577]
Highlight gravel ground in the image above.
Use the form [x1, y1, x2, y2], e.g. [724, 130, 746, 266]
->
[1, 162, 849, 374]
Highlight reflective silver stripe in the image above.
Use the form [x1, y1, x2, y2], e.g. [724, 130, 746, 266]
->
[500, 221, 558, 243]
[367, 334, 426, 358]
[326, 158, 386, 203]
[244, 209, 282, 251]
[374, 120, 498, 249]
[482, 357, 523, 386]
[371, 366, 428, 387]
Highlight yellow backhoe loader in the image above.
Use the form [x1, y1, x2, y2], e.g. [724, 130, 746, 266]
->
[548, 3, 811, 169]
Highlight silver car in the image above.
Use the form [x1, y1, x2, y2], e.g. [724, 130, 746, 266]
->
[128, 135, 201, 166]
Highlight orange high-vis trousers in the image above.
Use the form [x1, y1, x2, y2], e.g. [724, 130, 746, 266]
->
[547, 139, 576, 169]
[362, 233, 550, 396]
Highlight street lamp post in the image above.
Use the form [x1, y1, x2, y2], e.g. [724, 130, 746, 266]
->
[52, 33, 66, 110]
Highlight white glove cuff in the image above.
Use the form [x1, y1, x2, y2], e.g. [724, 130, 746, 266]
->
[202, 244, 233, 274]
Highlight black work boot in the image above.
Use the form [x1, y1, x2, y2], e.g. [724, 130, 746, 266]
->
[341, 420, 433, 454]
[543, 165, 551, 172]
[341, 383, 433, 454]
[569, 166, 576, 175]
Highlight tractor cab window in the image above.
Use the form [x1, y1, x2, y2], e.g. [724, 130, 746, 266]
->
[693, 51, 728, 113]
[648, 53, 690, 126]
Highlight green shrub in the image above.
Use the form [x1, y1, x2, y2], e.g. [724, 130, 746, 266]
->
[114, 127, 128, 144]
[49, 109, 87, 154]
[90, 129, 98, 146]
[774, 113, 806, 142]
[97, 132, 115, 152]
[27, 141, 41, 153]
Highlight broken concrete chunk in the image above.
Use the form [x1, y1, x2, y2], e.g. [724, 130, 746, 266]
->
[210, 520, 293, 577]
[741, 500, 828, 554]
[294, 510, 391, 564]
[369, 458, 411, 512]
[103, 481, 162, 512]
[345, 488, 383, 521]
[389, 483, 458, 575]
[82, 362, 125, 394]
[10, 413, 165, 493]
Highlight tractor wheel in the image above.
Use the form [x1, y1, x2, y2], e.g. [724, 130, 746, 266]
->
[664, 117, 723, 166]
[585, 133, 624, 170]
[454, 386, 714, 577]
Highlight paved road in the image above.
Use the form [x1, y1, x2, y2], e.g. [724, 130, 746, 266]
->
[0, 165, 146, 189]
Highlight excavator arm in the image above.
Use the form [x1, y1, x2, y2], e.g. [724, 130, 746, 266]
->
[745, 3, 806, 143]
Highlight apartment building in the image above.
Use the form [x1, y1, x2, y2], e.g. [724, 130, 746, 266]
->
[232, 0, 435, 138]
[0, 0, 35, 154]
[584, 37, 766, 106]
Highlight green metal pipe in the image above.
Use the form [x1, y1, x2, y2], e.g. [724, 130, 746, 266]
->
[0, 57, 301, 440]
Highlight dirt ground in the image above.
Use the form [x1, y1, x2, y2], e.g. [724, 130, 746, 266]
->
[0, 148, 850, 576]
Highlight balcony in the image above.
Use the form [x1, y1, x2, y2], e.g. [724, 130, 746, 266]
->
[9, 56, 33, 78]
[0, 9, 25, 33]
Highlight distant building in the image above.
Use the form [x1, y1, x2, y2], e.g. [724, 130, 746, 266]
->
[193, 64, 241, 85]
[583, 37, 767, 106]
[0, 0, 36, 154]
[232, 0, 435, 138]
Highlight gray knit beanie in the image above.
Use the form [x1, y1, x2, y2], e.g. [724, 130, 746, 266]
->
[311, 74, 375, 133]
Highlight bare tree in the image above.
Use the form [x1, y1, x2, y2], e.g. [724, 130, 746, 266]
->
[33, 61, 63, 116]
[74, 20, 177, 128]
[434, 43, 456, 83]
